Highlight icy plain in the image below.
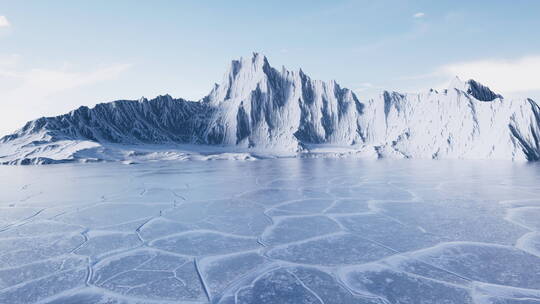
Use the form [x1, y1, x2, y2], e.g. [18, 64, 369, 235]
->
[0, 158, 539, 304]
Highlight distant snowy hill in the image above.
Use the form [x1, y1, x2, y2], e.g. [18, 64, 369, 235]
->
[1, 53, 539, 164]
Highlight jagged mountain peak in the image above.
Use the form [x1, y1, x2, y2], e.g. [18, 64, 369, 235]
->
[226, 52, 272, 80]
[248, 52, 269, 65]
[205, 53, 276, 104]
[204, 53, 353, 107]
[448, 76, 503, 101]
[465, 79, 503, 101]
[2, 53, 540, 164]
[138, 96, 148, 103]
[447, 76, 466, 92]
[201, 53, 363, 147]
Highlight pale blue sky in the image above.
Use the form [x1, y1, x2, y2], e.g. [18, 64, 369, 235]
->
[1, 0, 539, 135]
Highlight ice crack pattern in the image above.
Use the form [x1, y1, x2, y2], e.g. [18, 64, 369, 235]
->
[0, 158, 539, 304]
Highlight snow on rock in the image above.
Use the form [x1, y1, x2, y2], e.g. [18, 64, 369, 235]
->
[202, 53, 362, 150]
[448, 76, 503, 102]
[1, 53, 540, 164]
[360, 86, 540, 160]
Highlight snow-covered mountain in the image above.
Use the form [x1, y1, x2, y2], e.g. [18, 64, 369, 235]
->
[1, 53, 539, 164]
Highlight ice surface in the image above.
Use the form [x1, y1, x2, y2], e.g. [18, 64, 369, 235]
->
[43, 290, 132, 304]
[409, 243, 540, 290]
[150, 231, 260, 256]
[507, 207, 540, 231]
[517, 232, 540, 257]
[0, 233, 85, 268]
[473, 283, 540, 304]
[0, 159, 539, 303]
[238, 189, 306, 207]
[0, 220, 82, 238]
[137, 217, 191, 241]
[0, 268, 87, 304]
[0, 207, 44, 229]
[329, 183, 414, 201]
[267, 233, 396, 266]
[93, 249, 206, 302]
[56, 203, 168, 230]
[261, 215, 341, 245]
[199, 251, 273, 298]
[230, 267, 382, 304]
[323, 198, 372, 214]
[266, 199, 335, 215]
[336, 213, 441, 251]
[235, 269, 323, 304]
[375, 200, 528, 245]
[162, 199, 272, 236]
[0, 256, 86, 289]
[340, 266, 474, 304]
[74, 231, 141, 259]
[484, 298, 540, 304]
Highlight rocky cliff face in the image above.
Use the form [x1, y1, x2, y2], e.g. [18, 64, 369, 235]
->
[202, 53, 363, 150]
[1, 53, 539, 164]
[1, 96, 213, 145]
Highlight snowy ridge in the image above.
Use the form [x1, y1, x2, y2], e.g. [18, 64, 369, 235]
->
[361, 87, 540, 160]
[1, 53, 540, 164]
[203, 53, 362, 150]
[447, 76, 503, 102]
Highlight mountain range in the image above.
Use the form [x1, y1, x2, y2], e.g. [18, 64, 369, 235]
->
[1, 53, 539, 164]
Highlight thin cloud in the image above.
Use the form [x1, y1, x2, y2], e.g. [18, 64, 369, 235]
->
[353, 82, 384, 100]
[413, 12, 425, 18]
[395, 55, 540, 99]
[0, 61, 132, 135]
[354, 82, 375, 92]
[9, 64, 132, 95]
[438, 55, 540, 93]
[0, 16, 10, 28]
[0, 54, 20, 67]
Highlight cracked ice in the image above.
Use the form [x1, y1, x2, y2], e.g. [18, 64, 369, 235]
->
[0, 158, 539, 304]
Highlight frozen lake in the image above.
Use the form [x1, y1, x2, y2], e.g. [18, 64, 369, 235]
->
[1, 159, 540, 304]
